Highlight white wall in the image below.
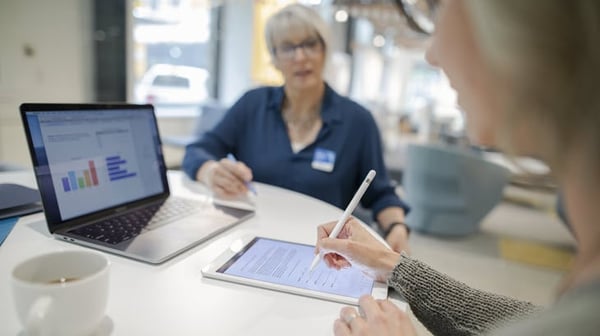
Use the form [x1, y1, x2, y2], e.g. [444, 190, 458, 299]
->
[0, 0, 255, 168]
[0, 0, 93, 167]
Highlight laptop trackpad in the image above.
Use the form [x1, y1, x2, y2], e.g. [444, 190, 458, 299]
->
[123, 216, 236, 261]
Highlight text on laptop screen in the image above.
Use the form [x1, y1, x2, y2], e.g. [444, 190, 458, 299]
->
[25, 109, 165, 221]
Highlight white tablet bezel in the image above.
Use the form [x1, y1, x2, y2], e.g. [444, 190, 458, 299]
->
[201, 236, 388, 305]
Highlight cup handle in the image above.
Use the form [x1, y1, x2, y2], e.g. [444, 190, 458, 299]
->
[25, 296, 54, 336]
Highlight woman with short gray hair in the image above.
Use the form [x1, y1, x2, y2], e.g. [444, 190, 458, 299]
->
[183, 4, 411, 252]
[264, 3, 332, 63]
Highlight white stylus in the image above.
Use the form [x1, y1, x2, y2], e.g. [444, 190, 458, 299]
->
[309, 169, 377, 272]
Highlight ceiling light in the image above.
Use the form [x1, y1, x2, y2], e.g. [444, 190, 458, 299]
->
[335, 9, 348, 22]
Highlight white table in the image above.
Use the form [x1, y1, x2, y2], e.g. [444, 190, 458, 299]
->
[1, 170, 574, 335]
[1, 170, 354, 335]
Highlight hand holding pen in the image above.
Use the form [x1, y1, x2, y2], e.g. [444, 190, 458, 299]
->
[226, 154, 257, 195]
[315, 217, 400, 282]
[197, 153, 257, 197]
[310, 170, 376, 272]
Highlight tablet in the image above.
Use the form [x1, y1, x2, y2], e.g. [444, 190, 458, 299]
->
[202, 236, 388, 305]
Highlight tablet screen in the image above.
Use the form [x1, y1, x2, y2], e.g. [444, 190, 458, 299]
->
[216, 237, 374, 299]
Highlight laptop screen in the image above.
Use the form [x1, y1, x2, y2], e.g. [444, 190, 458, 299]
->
[21, 105, 169, 227]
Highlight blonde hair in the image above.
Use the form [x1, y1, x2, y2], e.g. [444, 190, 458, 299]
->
[465, 1, 600, 176]
[264, 4, 332, 60]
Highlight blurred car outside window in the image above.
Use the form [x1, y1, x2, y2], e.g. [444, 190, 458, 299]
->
[135, 64, 209, 106]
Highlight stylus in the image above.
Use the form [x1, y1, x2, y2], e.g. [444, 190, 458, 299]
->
[309, 169, 377, 272]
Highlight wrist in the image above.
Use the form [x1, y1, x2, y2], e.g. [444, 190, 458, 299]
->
[381, 221, 410, 240]
[381, 250, 402, 276]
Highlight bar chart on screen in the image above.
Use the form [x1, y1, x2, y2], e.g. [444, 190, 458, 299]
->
[106, 155, 137, 182]
[60, 160, 100, 192]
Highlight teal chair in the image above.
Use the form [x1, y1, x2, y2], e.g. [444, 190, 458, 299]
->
[403, 143, 510, 236]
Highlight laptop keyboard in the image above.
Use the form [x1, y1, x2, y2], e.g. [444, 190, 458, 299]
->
[69, 197, 203, 245]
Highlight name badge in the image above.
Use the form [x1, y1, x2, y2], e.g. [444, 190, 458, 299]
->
[311, 147, 336, 172]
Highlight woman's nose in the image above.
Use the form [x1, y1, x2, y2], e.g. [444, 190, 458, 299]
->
[425, 40, 438, 67]
[292, 47, 308, 61]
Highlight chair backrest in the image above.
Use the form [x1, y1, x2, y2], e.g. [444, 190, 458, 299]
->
[161, 101, 228, 148]
[192, 101, 228, 136]
[403, 143, 510, 236]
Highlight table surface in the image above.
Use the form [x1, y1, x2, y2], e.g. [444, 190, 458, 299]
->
[0, 170, 574, 335]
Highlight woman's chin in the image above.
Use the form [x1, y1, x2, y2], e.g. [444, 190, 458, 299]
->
[288, 77, 321, 90]
[467, 129, 496, 148]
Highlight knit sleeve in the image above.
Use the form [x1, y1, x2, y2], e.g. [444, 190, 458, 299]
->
[387, 253, 542, 336]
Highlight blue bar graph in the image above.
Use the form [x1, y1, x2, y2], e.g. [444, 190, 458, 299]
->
[105, 155, 137, 182]
[68, 171, 78, 190]
[61, 177, 71, 192]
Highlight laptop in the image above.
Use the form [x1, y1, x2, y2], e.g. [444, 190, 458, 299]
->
[20, 103, 254, 264]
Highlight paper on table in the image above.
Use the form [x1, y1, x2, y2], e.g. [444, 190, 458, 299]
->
[179, 174, 256, 211]
[212, 193, 256, 211]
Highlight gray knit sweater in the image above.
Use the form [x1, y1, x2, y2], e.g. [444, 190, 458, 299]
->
[387, 253, 541, 336]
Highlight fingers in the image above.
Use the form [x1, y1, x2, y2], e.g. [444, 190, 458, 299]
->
[337, 306, 367, 335]
[212, 172, 245, 197]
[316, 221, 338, 240]
[211, 159, 253, 196]
[315, 218, 370, 270]
[315, 221, 336, 255]
[341, 307, 365, 329]
[324, 253, 351, 269]
[377, 299, 400, 313]
[315, 219, 351, 254]
[358, 295, 380, 320]
[319, 238, 352, 270]
[333, 319, 351, 336]
[335, 298, 417, 336]
[340, 307, 359, 321]
[219, 158, 253, 182]
[375, 299, 416, 334]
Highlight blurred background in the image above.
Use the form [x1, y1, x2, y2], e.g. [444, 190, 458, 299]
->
[0, 0, 461, 170]
[0, 3, 578, 334]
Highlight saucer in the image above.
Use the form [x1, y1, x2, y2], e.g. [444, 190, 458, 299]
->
[92, 315, 114, 336]
[18, 315, 114, 336]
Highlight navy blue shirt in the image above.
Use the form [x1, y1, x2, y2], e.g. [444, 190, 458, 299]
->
[182, 84, 409, 220]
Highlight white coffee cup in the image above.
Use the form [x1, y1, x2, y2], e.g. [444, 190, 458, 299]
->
[11, 250, 110, 336]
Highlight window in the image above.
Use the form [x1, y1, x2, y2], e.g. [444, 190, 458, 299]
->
[131, 0, 220, 117]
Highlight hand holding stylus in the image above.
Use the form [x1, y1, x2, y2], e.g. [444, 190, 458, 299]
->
[226, 154, 257, 195]
[309, 170, 376, 272]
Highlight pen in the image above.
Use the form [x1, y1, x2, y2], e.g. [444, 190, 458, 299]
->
[226, 153, 257, 195]
[309, 169, 377, 272]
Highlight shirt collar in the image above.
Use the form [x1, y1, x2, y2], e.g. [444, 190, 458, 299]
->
[270, 82, 343, 125]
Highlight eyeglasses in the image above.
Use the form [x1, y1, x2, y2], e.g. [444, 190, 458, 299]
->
[394, 0, 439, 36]
[274, 37, 323, 61]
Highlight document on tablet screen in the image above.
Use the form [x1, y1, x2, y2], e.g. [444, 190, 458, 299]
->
[216, 237, 374, 299]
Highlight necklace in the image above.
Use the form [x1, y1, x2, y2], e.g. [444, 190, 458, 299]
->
[283, 113, 320, 133]
[282, 103, 322, 131]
